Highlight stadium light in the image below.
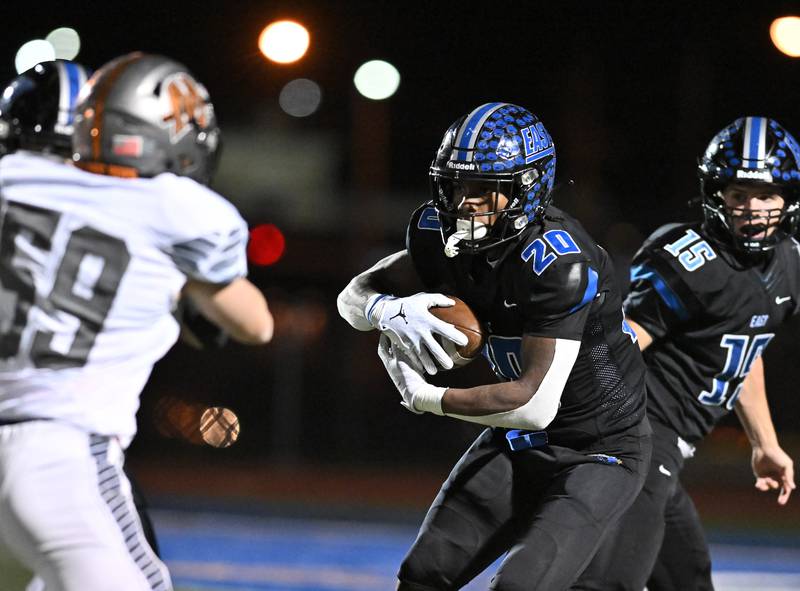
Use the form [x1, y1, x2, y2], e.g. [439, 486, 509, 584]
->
[258, 20, 310, 64]
[15, 39, 56, 74]
[353, 60, 400, 100]
[279, 78, 322, 117]
[46, 27, 81, 60]
[770, 16, 800, 57]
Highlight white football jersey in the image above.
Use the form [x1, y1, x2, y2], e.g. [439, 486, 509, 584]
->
[0, 152, 248, 442]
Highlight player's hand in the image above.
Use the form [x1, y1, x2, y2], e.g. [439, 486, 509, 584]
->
[367, 293, 468, 375]
[377, 334, 445, 415]
[175, 296, 229, 350]
[752, 445, 795, 505]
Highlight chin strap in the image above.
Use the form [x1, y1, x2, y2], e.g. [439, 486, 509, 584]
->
[444, 219, 489, 258]
[443, 215, 529, 258]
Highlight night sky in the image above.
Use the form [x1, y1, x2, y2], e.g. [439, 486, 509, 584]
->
[4, 1, 800, 462]
[6, 1, 800, 219]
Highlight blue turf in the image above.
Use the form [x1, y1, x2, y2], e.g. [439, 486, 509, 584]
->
[152, 510, 800, 591]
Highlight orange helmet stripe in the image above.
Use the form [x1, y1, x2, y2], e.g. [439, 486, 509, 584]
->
[90, 52, 144, 161]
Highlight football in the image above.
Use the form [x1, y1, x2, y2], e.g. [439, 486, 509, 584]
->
[430, 296, 485, 367]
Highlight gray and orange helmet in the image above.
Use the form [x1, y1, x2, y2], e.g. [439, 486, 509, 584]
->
[72, 52, 220, 184]
[429, 102, 557, 254]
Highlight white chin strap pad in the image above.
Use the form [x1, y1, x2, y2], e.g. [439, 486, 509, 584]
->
[444, 219, 488, 258]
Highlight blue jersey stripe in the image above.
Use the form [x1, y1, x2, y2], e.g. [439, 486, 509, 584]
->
[630, 264, 689, 321]
[569, 266, 599, 313]
[65, 62, 82, 124]
[456, 102, 502, 160]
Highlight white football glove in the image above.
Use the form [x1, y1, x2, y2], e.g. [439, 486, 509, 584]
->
[377, 334, 446, 415]
[366, 292, 469, 374]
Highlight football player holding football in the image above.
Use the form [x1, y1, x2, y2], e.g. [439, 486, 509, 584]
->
[338, 103, 652, 590]
[0, 53, 273, 591]
[574, 117, 799, 591]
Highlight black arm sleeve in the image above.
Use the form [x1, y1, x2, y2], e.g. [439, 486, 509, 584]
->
[406, 203, 451, 292]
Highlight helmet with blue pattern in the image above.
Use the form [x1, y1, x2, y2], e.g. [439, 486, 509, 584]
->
[429, 102, 556, 257]
[698, 116, 800, 253]
[0, 60, 89, 157]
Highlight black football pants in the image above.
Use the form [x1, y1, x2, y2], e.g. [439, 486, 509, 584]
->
[571, 421, 712, 591]
[397, 427, 650, 591]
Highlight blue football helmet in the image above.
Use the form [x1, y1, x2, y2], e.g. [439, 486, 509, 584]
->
[0, 60, 90, 157]
[698, 117, 800, 253]
[429, 102, 556, 256]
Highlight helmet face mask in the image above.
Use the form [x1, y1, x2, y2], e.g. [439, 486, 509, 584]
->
[698, 117, 800, 254]
[432, 173, 525, 256]
[702, 182, 797, 252]
[429, 103, 556, 257]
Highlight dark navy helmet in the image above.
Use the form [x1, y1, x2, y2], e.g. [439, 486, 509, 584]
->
[698, 117, 800, 253]
[429, 102, 556, 256]
[0, 60, 89, 157]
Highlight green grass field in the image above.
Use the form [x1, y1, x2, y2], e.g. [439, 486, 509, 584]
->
[0, 548, 31, 590]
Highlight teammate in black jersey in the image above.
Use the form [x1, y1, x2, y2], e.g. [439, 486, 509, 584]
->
[574, 117, 799, 591]
[338, 103, 652, 590]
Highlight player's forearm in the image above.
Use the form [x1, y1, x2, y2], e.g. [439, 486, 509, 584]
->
[184, 278, 273, 345]
[443, 380, 542, 414]
[418, 339, 580, 431]
[337, 250, 408, 331]
[735, 356, 779, 449]
[441, 381, 560, 431]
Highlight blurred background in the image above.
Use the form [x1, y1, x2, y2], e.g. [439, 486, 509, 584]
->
[2, 1, 800, 589]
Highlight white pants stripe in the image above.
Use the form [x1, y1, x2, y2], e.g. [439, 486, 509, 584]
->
[89, 435, 171, 591]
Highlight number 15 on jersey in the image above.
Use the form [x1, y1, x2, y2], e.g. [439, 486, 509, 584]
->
[698, 333, 774, 410]
[663, 229, 717, 272]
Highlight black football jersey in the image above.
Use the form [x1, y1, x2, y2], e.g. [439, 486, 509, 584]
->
[406, 203, 647, 447]
[625, 222, 800, 443]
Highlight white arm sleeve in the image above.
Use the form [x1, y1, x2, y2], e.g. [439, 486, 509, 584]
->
[336, 250, 407, 331]
[445, 338, 581, 430]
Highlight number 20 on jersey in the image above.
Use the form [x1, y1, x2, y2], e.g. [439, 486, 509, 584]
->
[521, 230, 580, 275]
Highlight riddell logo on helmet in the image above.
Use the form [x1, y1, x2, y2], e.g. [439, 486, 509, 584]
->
[160, 73, 213, 144]
[736, 169, 772, 181]
[446, 161, 477, 171]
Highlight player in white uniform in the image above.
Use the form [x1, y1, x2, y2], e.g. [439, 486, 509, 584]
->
[0, 53, 273, 591]
[0, 58, 170, 591]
